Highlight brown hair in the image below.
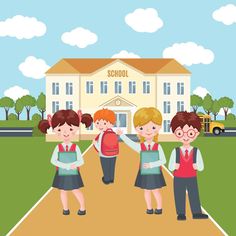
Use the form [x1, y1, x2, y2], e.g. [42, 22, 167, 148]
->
[170, 111, 201, 133]
[38, 110, 93, 134]
[93, 108, 116, 124]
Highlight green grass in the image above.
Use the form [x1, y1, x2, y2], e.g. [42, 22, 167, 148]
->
[0, 120, 37, 127]
[218, 120, 236, 128]
[0, 137, 91, 236]
[161, 137, 235, 236]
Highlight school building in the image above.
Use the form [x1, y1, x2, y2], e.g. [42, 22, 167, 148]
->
[45, 58, 191, 141]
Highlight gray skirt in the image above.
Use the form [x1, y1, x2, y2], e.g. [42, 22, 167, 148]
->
[52, 171, 84, 190]
[135, 170, 166, 190]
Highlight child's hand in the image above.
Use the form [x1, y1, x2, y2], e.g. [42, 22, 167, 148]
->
[193, 164, 198, 170]
[116, 129, 123, 136]
[70, 164, 77, 170]
[175, 163, 180, 170]
[143, 163, 151, 169]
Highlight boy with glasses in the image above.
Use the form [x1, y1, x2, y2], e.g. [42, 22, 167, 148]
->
[168, 111, 208, 221]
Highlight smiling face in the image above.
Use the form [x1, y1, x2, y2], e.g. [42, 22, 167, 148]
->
[174, 124, 199, 145]
[95, 119, 113, 132]
[135, 121, 161, 141]
[53, 123, 79, 143]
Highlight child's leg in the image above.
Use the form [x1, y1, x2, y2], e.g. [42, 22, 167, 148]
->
[144, 189, 152, 209]
[152, 189, 162, 209]
[60, 190, 69, 210]
[72, 189, 86, 211]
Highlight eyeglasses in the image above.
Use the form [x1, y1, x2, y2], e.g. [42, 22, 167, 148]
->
[174, 129, 198, 138]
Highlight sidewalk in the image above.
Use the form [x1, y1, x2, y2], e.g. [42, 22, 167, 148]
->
[10, 144, 224, 236]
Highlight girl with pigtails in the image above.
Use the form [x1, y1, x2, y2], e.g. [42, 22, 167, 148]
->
[38, 109, 93, 216]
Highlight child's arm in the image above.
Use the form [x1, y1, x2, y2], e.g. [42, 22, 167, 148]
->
[168, 149, 177, 171]
[195, 149, 204, 171]
[72, 145, 84, 167]
[120, 134, 141, 153]
[50, 146, 71, 170]
[149, 144, 166, 168]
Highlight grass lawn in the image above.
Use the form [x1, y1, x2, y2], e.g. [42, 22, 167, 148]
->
[0, 137, 91, 236]
[161, 137, 235, 236]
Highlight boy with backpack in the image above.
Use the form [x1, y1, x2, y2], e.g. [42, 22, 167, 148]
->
[93, 109, 119, 185]
[168, 111, 208, 221]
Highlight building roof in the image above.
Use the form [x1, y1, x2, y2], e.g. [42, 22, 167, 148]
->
[46, 58, 191, 75]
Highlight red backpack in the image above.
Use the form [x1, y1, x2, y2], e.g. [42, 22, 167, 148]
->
[94, 129, 119, 156]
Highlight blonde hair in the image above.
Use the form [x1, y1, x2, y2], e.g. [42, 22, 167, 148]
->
[133, 107, 162, 143]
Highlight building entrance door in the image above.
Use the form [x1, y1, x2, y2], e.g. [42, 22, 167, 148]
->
[113, 112, 128, 134]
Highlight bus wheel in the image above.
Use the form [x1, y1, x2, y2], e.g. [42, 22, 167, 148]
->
[213, 128, 221, 135]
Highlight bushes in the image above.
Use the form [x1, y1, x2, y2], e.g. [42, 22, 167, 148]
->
[8, 113, 18, 120]
[226, 113, 236, 121]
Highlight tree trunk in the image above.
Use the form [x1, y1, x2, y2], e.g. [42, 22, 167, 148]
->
[17, 113, 20, 120]
[5, 109, 9, 120]
[214, 114, 217, 120]
[26, 108, 30, 120]
[41, 110, 45, 120]
[224, 109, 228, 120]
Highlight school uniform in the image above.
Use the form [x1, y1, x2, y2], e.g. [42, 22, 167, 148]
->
[168, 146, 204, 215]
[51, 143, 84, 190]
[120, 134, 166, 190]
[94, 131, 117, 183]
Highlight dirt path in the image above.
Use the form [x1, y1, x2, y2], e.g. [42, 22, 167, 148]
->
[10, 144, 224, 236]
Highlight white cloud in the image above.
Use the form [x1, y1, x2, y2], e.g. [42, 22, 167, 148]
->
[4, 86, 29, 101]
[219, 108, 232, 116]
[125, 8, 163, 33]
[193, 86, 210, 98]
[61, 27, 98, 48]
[212, 4, 236, 25]
[19, 56, 50, 79]
[163, 42, 214, 66]
[111, 50, 140, 58]
[0, 15, 46, 39]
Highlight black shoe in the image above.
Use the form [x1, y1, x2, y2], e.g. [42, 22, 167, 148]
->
[109, 180, 114, 184]
[154, 209, 162, 215]
[63, 209, 70, 215]
[102, 177, 110, 185]
[78, 209, 86, 216]
[177, 214, 186, 221]
[146, 209, 154, 214]
[193, 213, 208, 219]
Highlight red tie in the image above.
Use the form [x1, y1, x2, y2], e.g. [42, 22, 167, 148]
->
[66, 145, 69, 152]
[184, 150, 189, 160]
[148, 144, 151, 151]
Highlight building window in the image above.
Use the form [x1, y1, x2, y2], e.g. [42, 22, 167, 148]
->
[115, 81, 122, 94]
[143, 81, 150, 94]
[177, 101, 184, 112]
[129, 81, 136, 94]
[52, 101, 59, 113]
[87, 123, 93, 130]
[52, 83, 59, 95]
[86, 81, 93, 94]
[101, 81, 108, 94]
[164, 101, 171, 114]
[66, 101, 73, 110]
[177, 82, 184, 95]
[163, 82, 170, 95]
[66, 82, 73, 95]
[164, 120, 171, 133]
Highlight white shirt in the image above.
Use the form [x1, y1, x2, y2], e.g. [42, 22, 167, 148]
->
[51, 143, 84, 170]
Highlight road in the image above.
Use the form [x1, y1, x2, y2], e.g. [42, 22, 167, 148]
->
[9, 144, 224, 236]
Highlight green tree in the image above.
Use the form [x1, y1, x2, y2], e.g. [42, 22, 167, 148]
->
[36, 92, 46, 120]
[21, 95, 36, 120]
[8, 113, 18, 120]
[211, 99, 221, 120]
[202, 94, 213, 115]
[15, 98, 24, 120]
[191, 95, 203, 113]
[226, 113, 236, 121]
[218, 97, 234, 120]
[0, 97, 15, 120]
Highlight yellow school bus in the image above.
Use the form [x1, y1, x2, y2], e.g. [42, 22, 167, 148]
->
[198, 115, 225, 135]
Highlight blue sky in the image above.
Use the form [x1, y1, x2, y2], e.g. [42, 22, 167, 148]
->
[0, 0, 235, 118]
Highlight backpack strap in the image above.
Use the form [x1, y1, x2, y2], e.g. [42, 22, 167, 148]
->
[175, 147, 180, 163]
[140, 143, 147, 151]
[193, 147, 198, 164]
[58, 144, 65, 152]
[70, 143, 77, 152]
[152, 143, 159, 151]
